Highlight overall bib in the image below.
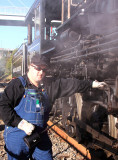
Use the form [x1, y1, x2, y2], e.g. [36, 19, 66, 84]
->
[4, 76, 52, 160]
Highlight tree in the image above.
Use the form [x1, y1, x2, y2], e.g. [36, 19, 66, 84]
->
[5, 49, 17, 76]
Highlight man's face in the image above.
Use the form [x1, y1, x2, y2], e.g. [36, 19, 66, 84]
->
[29, 64, 47, 82]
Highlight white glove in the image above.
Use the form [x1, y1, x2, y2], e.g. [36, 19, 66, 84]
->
[18, 119, 35, 135]
[92, 80, 107, 88]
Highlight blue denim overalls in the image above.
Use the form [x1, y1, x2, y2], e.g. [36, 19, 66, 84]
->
[4, 76, 52, 160]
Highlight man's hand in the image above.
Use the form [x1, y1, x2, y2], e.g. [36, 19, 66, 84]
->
[18, 119, 35, 135]
[92, 80, 107, 88]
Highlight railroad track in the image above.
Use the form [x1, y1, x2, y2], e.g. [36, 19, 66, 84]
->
[49, 128, 84, 160]
[48, 121, 89, 160]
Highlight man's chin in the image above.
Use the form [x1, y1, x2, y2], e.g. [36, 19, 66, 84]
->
[37, 77, 43, 81]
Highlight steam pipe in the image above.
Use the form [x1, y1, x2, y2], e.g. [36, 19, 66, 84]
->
[51, 45, 118, 63]
[47, 121, 91, 160]
[51, 37, 118, 62]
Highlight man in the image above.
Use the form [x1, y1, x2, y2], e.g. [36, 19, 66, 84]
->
[0, 54, 107, 160]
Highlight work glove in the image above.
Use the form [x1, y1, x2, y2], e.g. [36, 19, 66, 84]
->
[18, 119, 35, 135]
[92, 80, 107, 88]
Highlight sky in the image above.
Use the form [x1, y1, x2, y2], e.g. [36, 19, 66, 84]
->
[0, 0, 35, 50]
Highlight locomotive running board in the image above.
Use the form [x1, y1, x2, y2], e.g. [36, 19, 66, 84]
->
[74, 118, 118, 155]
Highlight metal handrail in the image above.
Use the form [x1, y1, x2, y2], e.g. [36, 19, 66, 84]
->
[0, 6, 29, 16]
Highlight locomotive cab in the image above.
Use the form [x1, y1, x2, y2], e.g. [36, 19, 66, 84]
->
[25, 0, 61, 57]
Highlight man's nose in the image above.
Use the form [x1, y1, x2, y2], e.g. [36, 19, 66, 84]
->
[39, 70, 43, 74]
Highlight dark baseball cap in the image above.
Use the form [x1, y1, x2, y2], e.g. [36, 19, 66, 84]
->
[31, 54, 48, 67]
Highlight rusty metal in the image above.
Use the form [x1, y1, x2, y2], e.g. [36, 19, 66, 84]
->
[47, 120, 91, 159]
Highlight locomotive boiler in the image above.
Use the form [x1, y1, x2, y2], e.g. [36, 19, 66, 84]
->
[12, 0, 118, 158]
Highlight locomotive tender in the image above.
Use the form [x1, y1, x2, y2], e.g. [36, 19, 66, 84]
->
[12, 0, 118, 158]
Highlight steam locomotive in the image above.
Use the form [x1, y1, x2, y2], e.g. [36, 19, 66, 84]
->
[12, 0, 118, 158]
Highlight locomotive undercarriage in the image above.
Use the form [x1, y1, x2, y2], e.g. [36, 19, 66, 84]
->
[50, 87, 118, 156]
[48, 30, 118, 157]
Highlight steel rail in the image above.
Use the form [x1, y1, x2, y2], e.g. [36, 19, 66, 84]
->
[47, 120, 91, 160]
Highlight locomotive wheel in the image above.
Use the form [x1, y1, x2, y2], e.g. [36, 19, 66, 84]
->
[66, 122, 76, 138]
[74, 92, 118, 137]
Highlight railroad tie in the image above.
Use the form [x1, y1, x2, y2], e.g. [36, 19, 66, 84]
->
[57, 154, 70, 160]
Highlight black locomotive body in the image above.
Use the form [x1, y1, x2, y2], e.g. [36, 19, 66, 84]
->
[12, 0, 118, 158]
